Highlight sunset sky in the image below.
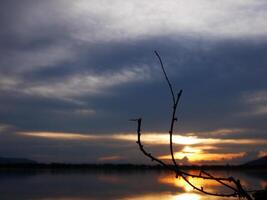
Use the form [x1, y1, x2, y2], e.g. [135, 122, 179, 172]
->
[0, 0, 267, 165]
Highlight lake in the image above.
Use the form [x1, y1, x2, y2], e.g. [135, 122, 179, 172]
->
[0, 169, 266, 200]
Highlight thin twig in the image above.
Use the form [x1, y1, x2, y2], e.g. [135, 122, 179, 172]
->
[132, 51, 255, 200]
[200, 170, 238, 193]
[154, 51, 176, 104]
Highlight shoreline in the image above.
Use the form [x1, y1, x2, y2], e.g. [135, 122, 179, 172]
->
[0, 163, 266, 171]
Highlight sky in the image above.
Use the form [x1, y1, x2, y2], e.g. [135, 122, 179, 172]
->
[0, 0, 267, 165]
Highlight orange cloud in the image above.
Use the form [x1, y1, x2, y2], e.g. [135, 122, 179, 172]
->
[17, 131, 267, 146]
[17, 131, 266, 164]
[111, 133, 267, 146]
[98, 156, 122, 162]
[258, 150, 267, 157]
[158, 145, 246, 163]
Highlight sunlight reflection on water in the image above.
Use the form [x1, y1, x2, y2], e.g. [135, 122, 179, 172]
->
[121, 193, 201, 200]
[0, 169, 265, 200]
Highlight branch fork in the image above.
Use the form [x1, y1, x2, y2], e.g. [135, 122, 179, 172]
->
[131, 51, 254, 200]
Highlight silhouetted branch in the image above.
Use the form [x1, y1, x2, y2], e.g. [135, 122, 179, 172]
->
[154, 50, 176, 104]
[200, 170, 238, 192]
[132, 51, 255, 200]
[134, 118, 172, 168]
[133, 118, 239, 197]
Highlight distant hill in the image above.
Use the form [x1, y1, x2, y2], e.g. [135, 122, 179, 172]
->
[244, 156, 267, 166]
[0, 157, 37, 164]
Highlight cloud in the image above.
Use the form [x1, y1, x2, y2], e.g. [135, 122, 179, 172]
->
[246, 90, 267, 104]
[98, 155, 123, 162]
[77, 109, 95, 115]
[17, 130, 267, 145]
[1, 44, 75, 73]
[18, 132, 95, 140]
[16, 131, 267, 164]
[2, 0, 267, 48]
[64, 0, 267, 41]
[0, 65, 151, 103]
[258, 150, 267, 157]
[1, 37, 266, 134]
[241, 90, 267, 115]
[0, 123, 13, 134]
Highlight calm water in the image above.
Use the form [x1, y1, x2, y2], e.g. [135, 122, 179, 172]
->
[0, 169, 266, 200]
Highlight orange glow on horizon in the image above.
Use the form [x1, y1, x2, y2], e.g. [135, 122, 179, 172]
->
[17, 131, 267, 146]
[112, 134, 201, 145]
[258, 150, 267, 157]
[17, 131, 266, 163]
[158, 145, 246, 163]
[159, 152, 246, 163]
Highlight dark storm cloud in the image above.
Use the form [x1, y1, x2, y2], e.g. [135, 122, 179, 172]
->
[1, 37, 267, 133]
[0, 0, 267, 163]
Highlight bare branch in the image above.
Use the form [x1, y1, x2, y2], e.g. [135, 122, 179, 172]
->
[135, 118, 173, 168]
[181, 174, 238, 197]
[154, 50, 176, 104]
[169, 89, 182, 171]
[155, 50, 183, 171]
[132, 118, 244, 198]
[200, 170, 239, 193]
[133, 51, 255, 200]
